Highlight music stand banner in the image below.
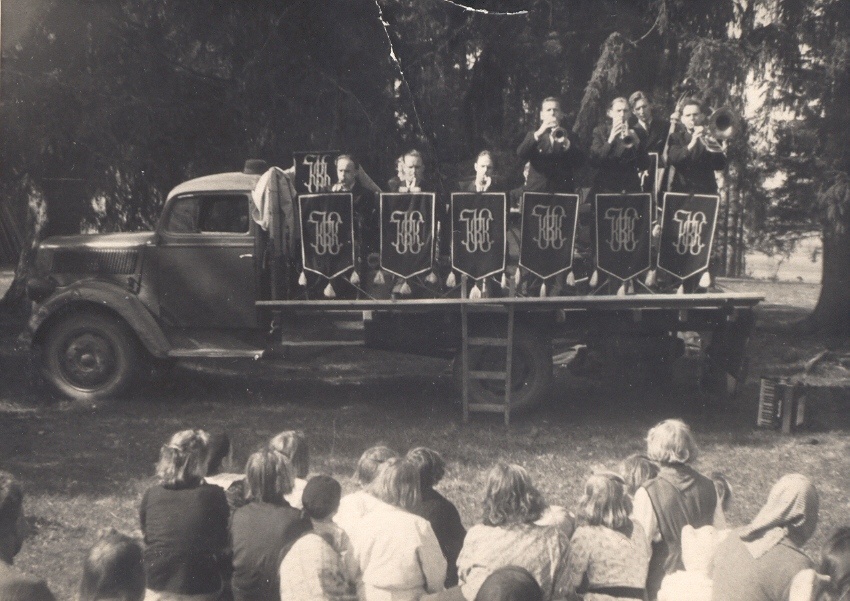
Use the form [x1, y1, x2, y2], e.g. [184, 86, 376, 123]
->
[293, 151, 342, 195]
[518, 192, 579, 279]
[657, 192, 720, 280]
[594, 193, 652, 281]
[299, 193, 354, 279]
[450, 192, 506, 280]
[379, 193, 435, 279]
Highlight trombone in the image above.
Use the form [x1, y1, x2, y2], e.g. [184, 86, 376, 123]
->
[696, 106, 739, 153]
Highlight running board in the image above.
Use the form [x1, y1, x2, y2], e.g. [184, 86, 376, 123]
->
[167, 348, 265, 359]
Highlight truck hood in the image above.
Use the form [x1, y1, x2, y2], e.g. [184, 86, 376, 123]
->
[39, 231, 156, 250]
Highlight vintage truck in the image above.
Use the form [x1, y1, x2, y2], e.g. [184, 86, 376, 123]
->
[25, 162, 762, 412]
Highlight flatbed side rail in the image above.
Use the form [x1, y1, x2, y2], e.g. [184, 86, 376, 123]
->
[257, 292, 763, 313]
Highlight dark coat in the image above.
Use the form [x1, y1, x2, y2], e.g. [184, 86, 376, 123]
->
[666, 127, 727, 195]
[517, 129, 586, 193]
[589, 122, 650, 194]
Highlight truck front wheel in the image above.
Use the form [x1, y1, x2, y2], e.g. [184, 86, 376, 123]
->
[453, 326, 553, 412]
[40, 310, 141, 401]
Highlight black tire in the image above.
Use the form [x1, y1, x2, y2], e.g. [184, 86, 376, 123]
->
[453, 325, 553, 412]
[40, 310, 141, 401]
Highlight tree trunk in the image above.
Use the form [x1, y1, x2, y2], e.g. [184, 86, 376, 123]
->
[804, 225, 850, 334]
[0, 187, 47, 315]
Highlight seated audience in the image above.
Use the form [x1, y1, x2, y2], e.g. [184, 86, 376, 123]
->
[203, 431, 242, 491]
[335, 446, 398, 536]
[710, 473, 819, 601]
[279, 475, 359, 601]
[657, 525, 727, 601]
[789, 526, 850, 601]
[78, 529, 145, 601]
[456, 463, 570, 601]
[475, 566, 544, 601]
[621, 453, 659, 497]
[269, 430, 310, 509]
[632, 419, 725, 599]
[230, 449, 311, 601]
[350, 458, 446, 601]
[0, 471, 56, 601]
[565, 471, 651, 601]
[407, 447, 466, 587]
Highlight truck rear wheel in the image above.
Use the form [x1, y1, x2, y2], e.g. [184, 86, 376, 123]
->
[40, 310, 141, 401]
[453, 326, 553, 412]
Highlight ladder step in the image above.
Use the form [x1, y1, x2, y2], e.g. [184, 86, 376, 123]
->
[468, 337, 509, 346]
[468, 403, 511, 412]
[469, 370, 507, 380]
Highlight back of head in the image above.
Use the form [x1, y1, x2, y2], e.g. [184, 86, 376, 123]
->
[576, 472, 631, 531]
[245, 448, 293, 503]
[622, 453, 659, 495]
[646, 419, 698, 465]
[482, 463, 546, 527]
[354, 446, 398, 487]
[0, 471, 23, 538]
[742, 473, 819, 547]
[301, 475, 342, 520]
[156, 429, 208, 488]
[78, 530, 145, 601]
[820, 527, 850, 599]
[367, 457, 420, 512]
[406, 447, 446, 490]
[204, 432, 231, 477]
[475, 566, 543, 601]
[269, 430, 309, 479]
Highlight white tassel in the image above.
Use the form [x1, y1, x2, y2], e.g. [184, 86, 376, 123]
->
[699, 271, 712, 288]
[514, 268, 521, 285]
[590, 270, 599, 287]
[540, 281, 547, 297]
[677, 283, 685, 295]
[323, 281, 336, 298]
[482, 279, 488, 296]
[627, 278, 634, 294]
[399, 279, 412, 295]
[374, 270, 385, 284]
[446, 271, 457, 287]
[298, 271, 308, 287]
[566, 271, 576, 286]
[617, 282, 627, 296]
[425, 271, 438, 284]
[500, 272, 508, 288]
[644, 269, 657, 287]
[469, 283, 482, 299]
[349, 270, 360, 285]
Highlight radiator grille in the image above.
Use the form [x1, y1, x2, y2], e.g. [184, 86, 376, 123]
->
[53, 249, 139, 274]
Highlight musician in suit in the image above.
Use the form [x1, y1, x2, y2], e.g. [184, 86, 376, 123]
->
[589, 97, 650, 194]
[666, 98, 727, 195]
[333, 154, 378, 261]
[629, 91, 670, 156]
[460, 151, 505, 193]
[517, 97, 585, 193]
[388, 150, 431, 193]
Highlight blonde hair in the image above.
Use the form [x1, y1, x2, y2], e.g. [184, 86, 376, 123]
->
[576, 473, 632, 531]
[621, 453, 659, 495]
[269, 430, 309, 479]
[367, 457, 420, 512]
[245, 448, 293, 503]
[482, 463, 546, 527]
[354, 446, 397, 486]
[646, 419, 698, 465]
[155, 430, 208, 488]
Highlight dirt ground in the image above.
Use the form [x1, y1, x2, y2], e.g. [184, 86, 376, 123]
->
[1, 278, 849, 599]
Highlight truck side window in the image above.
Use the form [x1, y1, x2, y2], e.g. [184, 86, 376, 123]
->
[165, 195, 249, 234]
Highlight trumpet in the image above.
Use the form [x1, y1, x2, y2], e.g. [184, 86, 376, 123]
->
[620, 116, 638, 149]
[551, 126, 571, 150]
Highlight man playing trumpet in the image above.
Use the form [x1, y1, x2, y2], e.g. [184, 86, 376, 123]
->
[666, 98, 727, 195]
[589, 97, 650, 194]
[517, 96, 585, 193]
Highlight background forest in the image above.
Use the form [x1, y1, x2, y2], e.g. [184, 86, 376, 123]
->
[1, 0, 849, 331]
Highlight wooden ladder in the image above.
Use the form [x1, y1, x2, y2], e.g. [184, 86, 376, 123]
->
[461, 276, 516, 426]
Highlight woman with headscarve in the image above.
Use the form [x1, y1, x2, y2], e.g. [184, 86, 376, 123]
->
[710, 473, 819, 601]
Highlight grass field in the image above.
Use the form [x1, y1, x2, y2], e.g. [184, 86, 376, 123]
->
[2, 279, 849, 600]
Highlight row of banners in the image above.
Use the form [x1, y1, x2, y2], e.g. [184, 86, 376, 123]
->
[299, 191, 718, 284]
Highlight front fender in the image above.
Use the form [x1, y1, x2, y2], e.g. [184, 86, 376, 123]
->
[29, 280, 171, 357]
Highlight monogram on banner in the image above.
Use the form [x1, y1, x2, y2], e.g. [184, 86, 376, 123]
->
[451, 193, 506, 280]
[594, 193, 652, 281]
[518, 192, 579, 280]
[380, 193, 435, 279]
[657, 192, 720, 280]
[299, 193, 354, 279]
[293, 151, 342, 195]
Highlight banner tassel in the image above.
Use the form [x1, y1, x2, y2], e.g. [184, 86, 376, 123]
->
[298, 271, 307, 287]
[349, 270, 360, 286]
[566, 271, 576, 287]
[617, 282, 627, 296]
[539, 281, 547, 297]
[446, 271, 457, 287]
[425, 271, 438, 284]
[699, 271, 712, 288]
[399, 279, 412, 295]
[482, 279, 488, 296]
[500, 272, 508, 288]
[323, 281, 336, 298]
[676, 283, 685, 295]
[590, 270, 599, 287]
[627, 278, 634, 295]
[514, 268, 521, 285]
[374, 270, 385, 285]
[469, 283, 482, 300]
[644, 269, 657, 287]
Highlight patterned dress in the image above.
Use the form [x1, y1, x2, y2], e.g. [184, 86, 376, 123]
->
[565, 521, 651, 601]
